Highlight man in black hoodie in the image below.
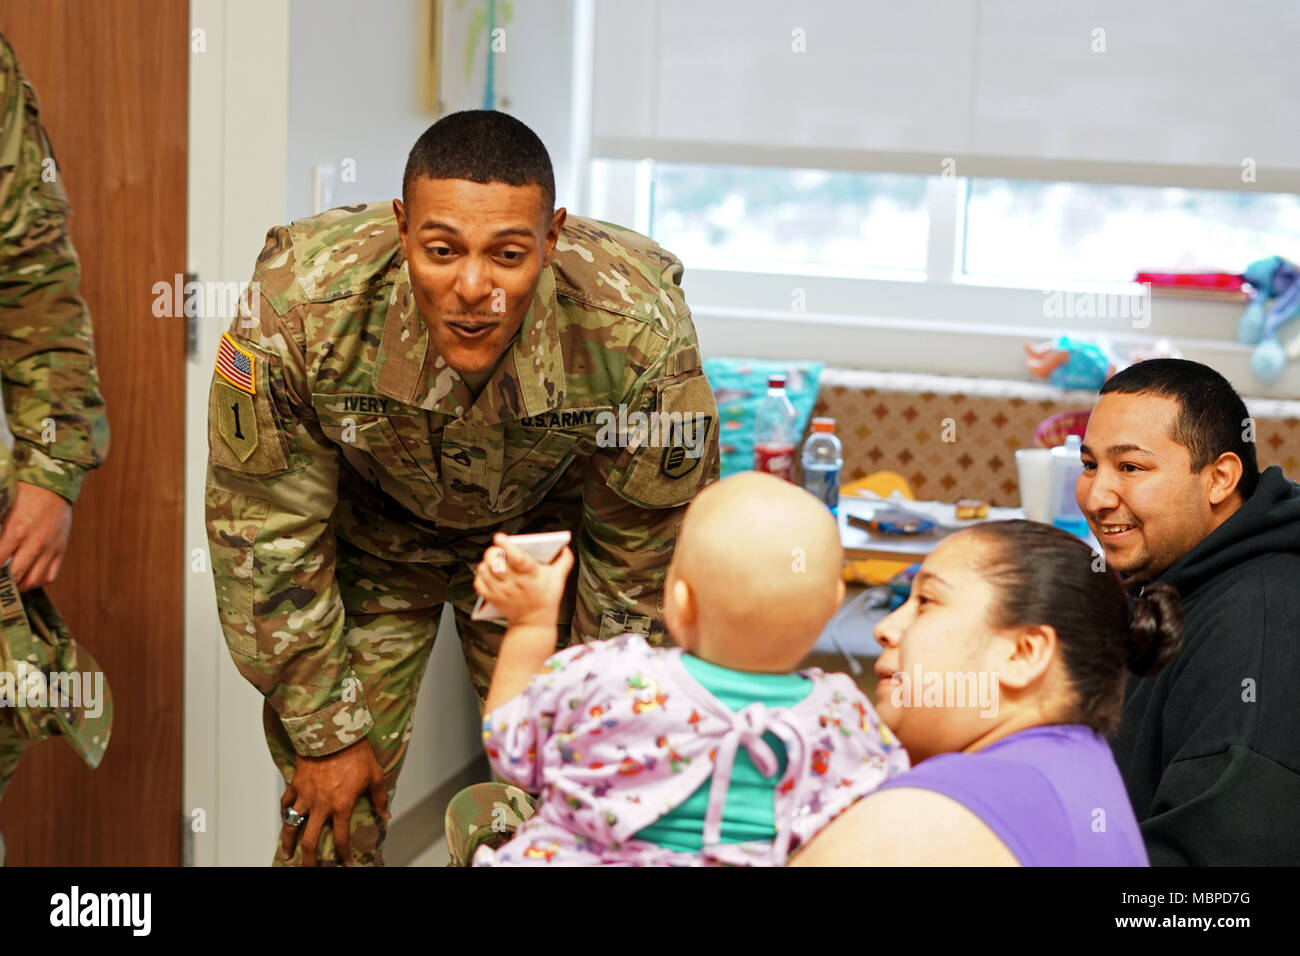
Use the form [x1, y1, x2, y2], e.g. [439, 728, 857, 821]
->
[1077, 358, 1300, 865]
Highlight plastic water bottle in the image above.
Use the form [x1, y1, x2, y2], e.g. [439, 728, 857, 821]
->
[801, 418, 843, 514]
[753, 373, 799, 482]
[1051, 434, 1090, 539]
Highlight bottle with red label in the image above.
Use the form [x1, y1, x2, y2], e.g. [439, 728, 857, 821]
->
[753, 373, 799, 482]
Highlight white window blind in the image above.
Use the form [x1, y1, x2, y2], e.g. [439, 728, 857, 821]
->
[591, 0, 1300, 191]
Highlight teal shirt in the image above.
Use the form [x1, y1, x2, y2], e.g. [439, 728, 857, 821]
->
[634, 654, 813, 852]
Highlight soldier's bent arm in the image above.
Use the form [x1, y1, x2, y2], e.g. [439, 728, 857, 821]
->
[205, 226, 372, 757]
[574, 259, 720, 643]
[0, 37, 109, 503]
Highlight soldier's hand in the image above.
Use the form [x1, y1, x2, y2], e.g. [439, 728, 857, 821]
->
[0, 481, 73, 592]
[474, 534, 574, 627]
[279, 737, 390, 867]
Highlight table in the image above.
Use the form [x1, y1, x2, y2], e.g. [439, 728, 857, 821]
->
[838, 493, 1026, 561]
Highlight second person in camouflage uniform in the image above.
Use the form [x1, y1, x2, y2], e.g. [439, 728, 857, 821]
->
[0, 33, 111, 864]
[205, 110, 719, 866]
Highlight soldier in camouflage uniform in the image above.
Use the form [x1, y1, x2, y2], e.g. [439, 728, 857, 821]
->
[0, 441, 114, 816]
[0, 34, 112, 865]
[205, 111, 719, 866]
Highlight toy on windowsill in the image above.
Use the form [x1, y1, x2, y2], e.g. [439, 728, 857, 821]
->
[1024, 335, 1117, 392]
[1237, 256, 1300, 384]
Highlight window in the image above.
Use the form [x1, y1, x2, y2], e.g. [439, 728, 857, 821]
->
[583, 157, 1300, 393]
[596, 159, 1300, 287]
[648, 163, 930, 278]
[962, 180, 1300, 283]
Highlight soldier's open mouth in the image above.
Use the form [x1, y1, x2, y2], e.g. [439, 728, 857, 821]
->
[447, 322, 496, 340]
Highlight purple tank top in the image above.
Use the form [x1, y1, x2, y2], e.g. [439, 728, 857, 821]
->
[877, 724, 1148, 866]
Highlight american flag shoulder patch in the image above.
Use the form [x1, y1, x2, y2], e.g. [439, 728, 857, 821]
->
[216, 332, 256, 394]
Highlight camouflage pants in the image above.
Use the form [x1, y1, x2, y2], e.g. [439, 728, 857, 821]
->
[265, 511, 579, 867]
[0, 709, 29, 867]
[0, 708, 28, 805]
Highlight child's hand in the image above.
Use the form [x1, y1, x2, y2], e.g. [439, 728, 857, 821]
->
[474, 533, 575, 628]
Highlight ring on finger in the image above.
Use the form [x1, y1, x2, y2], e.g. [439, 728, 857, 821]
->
[283, 806, 308, 827]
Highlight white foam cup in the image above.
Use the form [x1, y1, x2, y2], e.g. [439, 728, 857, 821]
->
[1014, 448, 1055, 524]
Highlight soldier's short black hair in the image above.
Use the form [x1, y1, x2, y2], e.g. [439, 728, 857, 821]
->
[403, 110, 555, 215]
[1100, 358, 1260, 500]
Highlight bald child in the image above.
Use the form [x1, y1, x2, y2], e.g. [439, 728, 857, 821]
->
[469, 472, 908, 866]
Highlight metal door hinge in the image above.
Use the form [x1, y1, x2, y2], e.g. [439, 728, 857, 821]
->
[185, 271, 199, 357]
[181, 811, 194, 867]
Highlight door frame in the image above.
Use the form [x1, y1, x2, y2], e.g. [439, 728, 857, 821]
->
[183, 0, 290, 866]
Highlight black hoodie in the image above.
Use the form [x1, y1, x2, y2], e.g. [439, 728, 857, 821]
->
[1110, 465, 1300, 865]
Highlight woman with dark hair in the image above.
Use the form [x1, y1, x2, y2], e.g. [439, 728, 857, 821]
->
[790, 520, 1182, 866]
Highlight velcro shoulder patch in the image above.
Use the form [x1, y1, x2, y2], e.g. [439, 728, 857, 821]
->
[215, 332, 256, 394]
[209, 338, 291, 477]
[612, 373, 718, 509]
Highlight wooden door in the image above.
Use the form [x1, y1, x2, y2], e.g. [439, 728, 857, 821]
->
[0, 0, 187, 865]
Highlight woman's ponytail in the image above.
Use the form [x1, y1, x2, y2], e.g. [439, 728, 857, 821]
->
[1126, 581, 1184, 677]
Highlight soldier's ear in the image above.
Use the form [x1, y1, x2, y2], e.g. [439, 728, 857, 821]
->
[541, 207, 566, 268]
[394, 199, 408, 245]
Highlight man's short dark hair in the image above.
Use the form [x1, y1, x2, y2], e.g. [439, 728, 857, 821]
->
[402, 110, 555, 214]
[1100, 358, 1260, 500]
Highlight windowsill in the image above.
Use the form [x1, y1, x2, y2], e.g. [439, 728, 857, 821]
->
[688, 304, 1300, 402]
[682, 267, 1236, 335]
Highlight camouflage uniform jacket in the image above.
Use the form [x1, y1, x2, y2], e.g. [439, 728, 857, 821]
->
[206, 203, 719, 757]
[0, 440, 112, 769]
[0, 33, 109, 502]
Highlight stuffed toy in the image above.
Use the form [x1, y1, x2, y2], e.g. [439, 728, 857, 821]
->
[1024, 335, 1116, 391]
[1238, 256, 1300, 383]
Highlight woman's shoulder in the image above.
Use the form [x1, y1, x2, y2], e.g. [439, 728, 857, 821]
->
[792, 724, 1121, 867]
[877, 724, 1141, 866]
[884, 735, 1070, 859]
[789, 786, 1019, 866]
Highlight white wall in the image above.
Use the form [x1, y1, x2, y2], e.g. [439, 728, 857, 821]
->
[285, 0, 429, 218]
[503, 0, 578, 208]
[286, 0, 578, 218]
